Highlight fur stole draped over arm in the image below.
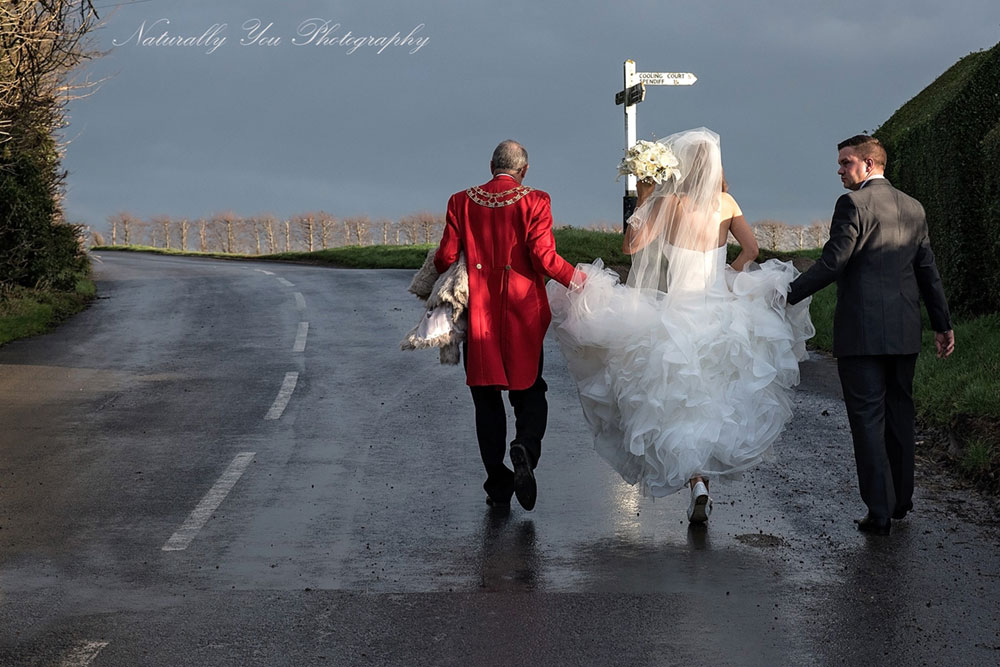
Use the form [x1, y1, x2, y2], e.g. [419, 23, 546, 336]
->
[400, 249, 468, 364]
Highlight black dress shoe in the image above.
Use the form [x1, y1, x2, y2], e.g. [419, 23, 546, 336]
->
[892, 502, 913, 520]
[509, 444, 537, 511]
[486, 495, 510, 508]
[855, 514, 891, 536]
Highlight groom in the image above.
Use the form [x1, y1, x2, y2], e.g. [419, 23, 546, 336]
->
[434, 140, 578, 510]
[788, 134, 954, 536]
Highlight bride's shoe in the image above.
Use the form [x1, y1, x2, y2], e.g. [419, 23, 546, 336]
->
[687, 480, 712, 524]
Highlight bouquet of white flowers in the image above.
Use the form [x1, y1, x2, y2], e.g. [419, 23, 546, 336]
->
[617, 139, 681, 184]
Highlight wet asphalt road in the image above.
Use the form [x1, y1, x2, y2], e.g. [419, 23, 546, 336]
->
[0, 251, 998, 666]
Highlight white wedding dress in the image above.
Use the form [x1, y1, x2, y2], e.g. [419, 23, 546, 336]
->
[547, 243, 814, 497]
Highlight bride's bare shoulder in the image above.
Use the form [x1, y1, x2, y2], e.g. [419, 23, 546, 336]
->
[720, 192, 743, 218]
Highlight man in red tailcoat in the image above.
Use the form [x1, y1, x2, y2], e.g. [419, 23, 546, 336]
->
[434, 139, 578, 511]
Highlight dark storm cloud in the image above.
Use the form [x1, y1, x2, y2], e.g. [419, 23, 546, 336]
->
[63, 0, 1000, 231]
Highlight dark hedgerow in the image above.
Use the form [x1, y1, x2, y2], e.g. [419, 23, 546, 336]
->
[875, 40, 1000, 317]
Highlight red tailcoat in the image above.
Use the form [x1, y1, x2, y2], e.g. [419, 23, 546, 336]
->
[435, 175, 575, 390]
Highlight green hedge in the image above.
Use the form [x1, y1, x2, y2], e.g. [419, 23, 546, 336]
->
[875, 41, 1000, 316]
[982, 120, 1000, 310]
[0, 129, 88, 290]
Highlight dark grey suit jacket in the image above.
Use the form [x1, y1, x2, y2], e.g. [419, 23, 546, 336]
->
[787, 178, 951, 357]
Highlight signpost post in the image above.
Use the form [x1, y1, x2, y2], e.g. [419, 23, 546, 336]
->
[615, 61, 697, 229]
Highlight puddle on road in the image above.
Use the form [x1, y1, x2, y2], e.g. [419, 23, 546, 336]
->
[735, 533, 790, 549]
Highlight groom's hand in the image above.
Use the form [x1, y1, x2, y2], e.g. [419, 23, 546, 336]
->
[935, 330, 955, 358]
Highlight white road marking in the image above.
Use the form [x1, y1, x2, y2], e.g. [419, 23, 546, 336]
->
[60, 640, 108, 666]
[294, 292, 306, 310]
[162, 452, 256, 552]
[264, 371, 299, 420]
[254, 269, 275, 275]
[277, 277, 294, 287]
[293, 321, 309, 353]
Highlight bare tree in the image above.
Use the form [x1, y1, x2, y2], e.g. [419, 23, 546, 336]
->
[378, 219, 393, 245]
[397, 212, 444, 245]
[317, 211, 335, 249]
[283, 219, 291, 252]
[421, 212, 445, 243]
[343, 215, 372, 246]
[0, 1, 101, 145]
[145, 218, 158, 247]
[292, 213, 316, 252]
[212, 211, 239, 253]
[198, 218, 208, 252]
[805, 220, 829, 249]
[790, 223, 806, 250]
[119, 212, 139, 246]
[259, 215, 277, 254]
[107, 212, 131, 246]
[179, 218, 189, 251]
[150, 215, 172, 249]
[397, 214, 422, 245]
[752, 219, 788, 251]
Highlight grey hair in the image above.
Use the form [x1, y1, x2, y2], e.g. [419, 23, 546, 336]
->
[491, 140, 528, 172]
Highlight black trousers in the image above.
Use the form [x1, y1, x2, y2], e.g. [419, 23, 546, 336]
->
[467, 350, 547, 503]
[837, 354, 919, 521]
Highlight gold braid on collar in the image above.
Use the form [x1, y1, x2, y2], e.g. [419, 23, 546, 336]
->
[466, 184, 534, 208]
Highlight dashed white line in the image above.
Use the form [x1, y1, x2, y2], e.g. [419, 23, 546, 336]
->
[293, 321, 309, 353]
[264, 371, 299, 420]
[254, 269, 275, 275]
[162, 452, 256, 552]
[277, 277, 294, 287]
[294, 292, 306, 310]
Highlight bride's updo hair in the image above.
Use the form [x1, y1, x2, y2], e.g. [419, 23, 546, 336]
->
[675, 135, 721, 194]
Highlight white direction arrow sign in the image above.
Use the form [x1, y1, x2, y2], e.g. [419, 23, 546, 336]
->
[638, 72, 697, 86]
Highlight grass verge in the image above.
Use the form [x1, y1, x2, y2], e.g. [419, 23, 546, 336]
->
[0, 275, 96, 346]
[914, 314, 1000, 492]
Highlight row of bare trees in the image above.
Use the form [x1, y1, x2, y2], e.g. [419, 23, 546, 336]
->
[95, 214, 828, 253]
[751, 219, 829, 251]
[101, 211, 448, 254]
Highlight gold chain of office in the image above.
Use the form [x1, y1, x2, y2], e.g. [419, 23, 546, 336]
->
[466, 185, 534, 208]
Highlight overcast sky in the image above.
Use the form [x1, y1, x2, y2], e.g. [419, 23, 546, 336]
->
[62, 0, 1000, 232]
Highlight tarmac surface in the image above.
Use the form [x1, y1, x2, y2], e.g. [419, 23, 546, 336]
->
[0, 251, 997, 666]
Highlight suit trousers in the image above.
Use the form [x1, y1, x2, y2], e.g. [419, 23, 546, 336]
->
[467, 349, 547, 503]
[837, 354, 919, 521]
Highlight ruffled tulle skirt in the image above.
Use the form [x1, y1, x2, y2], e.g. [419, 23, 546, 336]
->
[547, 258, 814, 497]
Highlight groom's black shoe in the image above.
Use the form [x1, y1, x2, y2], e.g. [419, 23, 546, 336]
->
[855, 513, 891, 536]
[509, 444, 537, 511]
[892, 502, 913, 521]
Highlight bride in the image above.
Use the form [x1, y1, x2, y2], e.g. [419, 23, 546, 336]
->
[547, 128, 814, 523]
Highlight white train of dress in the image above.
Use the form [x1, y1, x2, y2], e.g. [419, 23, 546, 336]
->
[547, 244, 814, 497]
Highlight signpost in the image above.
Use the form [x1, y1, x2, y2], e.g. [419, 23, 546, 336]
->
[638, 72, 698, 86]
[615, 60, 697, 228]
